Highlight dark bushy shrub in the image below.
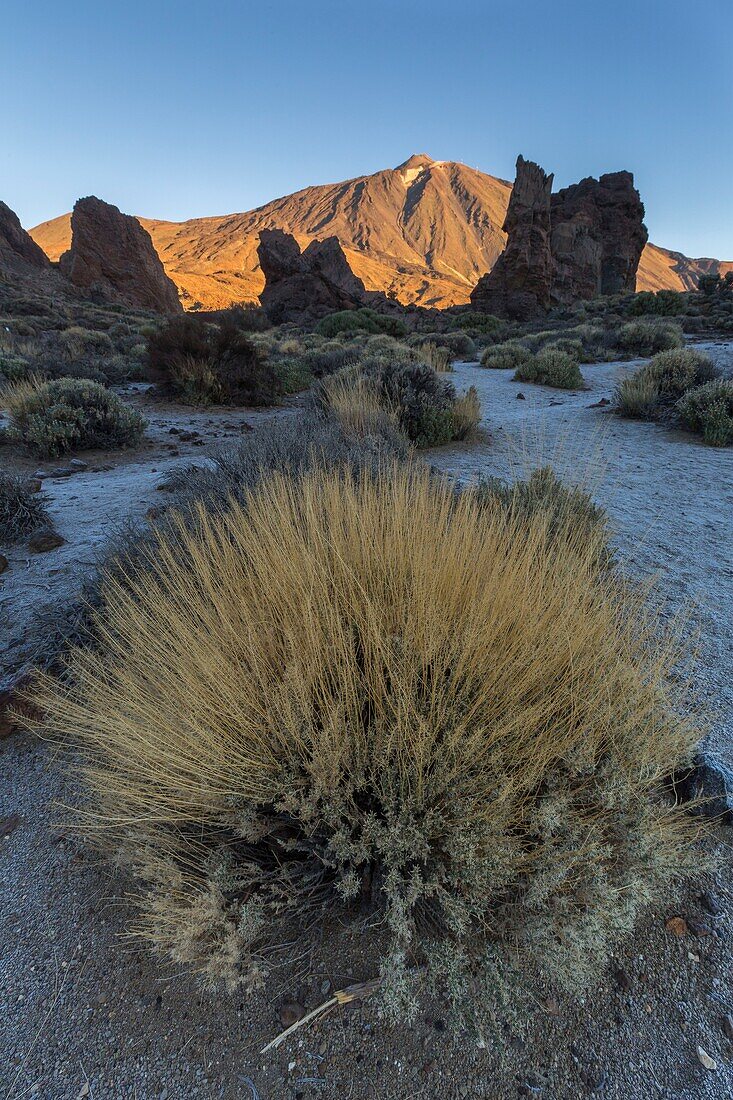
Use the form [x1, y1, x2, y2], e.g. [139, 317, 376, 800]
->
[147, 315, 280, 405]
[676, 379, 733, 446]
[514, 348, 585, 389]
[6, 378, 146, 458]
[315, 308, 407, 339]
[0, 471, 51, 543]
[628, 290, 685, 317]
[369, 360, 465, 446]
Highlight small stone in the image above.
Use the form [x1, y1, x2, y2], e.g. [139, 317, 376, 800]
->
[77, 1084, 90, 1099]
[687, 950, 700, 963]
[687, 917, 712, 937]
[0, 554, 8, 574]
[722, 1014, 733, 1041]
[696, 1045, 717, 1070]
[516, 392, 526, 400]
[69, 458, 88, 470]
[278, 1001, 305, 1028]
[28, 530, 65, 554]
[544, 997, 561, 1016]
[33, 469, 48, 479]
[665, 916, 687, 937]
[320, 980, 331, 995]
[587, 397, 611, 408]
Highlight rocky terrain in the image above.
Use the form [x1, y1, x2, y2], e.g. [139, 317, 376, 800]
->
[28, 156, 733, 311]
[1, 343, 732, 1099]
[471, 156, 649, 319]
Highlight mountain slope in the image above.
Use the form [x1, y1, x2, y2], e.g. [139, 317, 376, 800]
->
[29, 155, 732, 311]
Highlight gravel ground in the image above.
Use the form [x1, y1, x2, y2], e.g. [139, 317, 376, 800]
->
[1, 350, 733, 1099]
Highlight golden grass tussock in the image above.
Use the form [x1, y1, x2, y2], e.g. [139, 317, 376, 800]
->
[320, 368, 400, 439]
[419, 340, 453, 372]
[32, 464, 704, 1016]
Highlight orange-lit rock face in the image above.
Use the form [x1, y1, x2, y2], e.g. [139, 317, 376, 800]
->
[29, 158, 731, 311]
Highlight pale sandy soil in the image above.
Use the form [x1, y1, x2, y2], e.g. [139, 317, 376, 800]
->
[1, 351, 732, 1099]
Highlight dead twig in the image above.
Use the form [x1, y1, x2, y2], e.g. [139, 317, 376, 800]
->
[260, 977, 380, 1053]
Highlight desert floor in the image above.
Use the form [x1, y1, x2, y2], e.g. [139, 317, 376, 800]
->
[1, 343, 732, 1100]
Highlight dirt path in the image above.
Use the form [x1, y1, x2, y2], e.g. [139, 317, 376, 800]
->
[1, 355, 733, 1099]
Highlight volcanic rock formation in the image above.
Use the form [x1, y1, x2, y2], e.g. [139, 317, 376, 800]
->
[550, 172, 649, 306]
[470, 157, 649, 319]
[0, 201, 51, 277]
[258, 229, 371, 323]
[59, 197, 182, 313]
[468, 156, 554, 320]
[30, 157, 732, 311]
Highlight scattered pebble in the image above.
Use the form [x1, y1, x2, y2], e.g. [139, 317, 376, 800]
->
[696, 1045, 717, 1071]
[279, 1001, 306, 1028]
[27, 530, 65, 554]
[665, 916, 688, 937]
[0, 553, 8, 574]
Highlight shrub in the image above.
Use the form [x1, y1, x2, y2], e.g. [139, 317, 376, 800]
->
[316, 368, 401, 440]
[450, 386, 481, 439]
[514, 348, 585, 389]
[480, 342, 532, 370]
[289, 343, 360, 380]
[418, 341, 453, 372]
[476, 467, 609, 562]
[613, 321, 683, 359]
[614, 370, 661, 419]
[316, 308, 407, 339]
[447, 310, 504, 335]
[59, 326, 114, 360]
[33, 465, 701, 1017]
[628, 290, 684, 317]
[615, 349, 718, 421]
[409, 332, 476, 360]
[648, 348, 719, 401]
[5, 377, 145, 458]
[677, 379, 733, 446]
[147, 316, 280, 406]
[0, 471, 50, 543]
[315, 360, 479, 448]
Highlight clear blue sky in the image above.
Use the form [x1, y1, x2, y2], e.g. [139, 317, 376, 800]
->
[3, 0, 732, 258]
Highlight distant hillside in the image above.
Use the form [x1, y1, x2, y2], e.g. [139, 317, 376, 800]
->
[29, 155, 733, 311]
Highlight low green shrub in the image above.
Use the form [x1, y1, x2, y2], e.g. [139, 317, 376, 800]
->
[480, 342, 532, 370]
[477, 467, 609, 560]
[647, 348, 719, 402]
[614, 348, 719, 423]
[316, 308, 407, 339]
[676, 379, 733, 446]
[514, 348, 585, 389]
[5, 378, 146, 458]
[613, 321, 683, 358]
[628, 290, 685, 317]
[0, 471, 51, 543]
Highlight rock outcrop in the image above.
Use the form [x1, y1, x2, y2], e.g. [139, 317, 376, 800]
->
[470, 157, 648, 319]
[0, 201, 51, 277]
[550, 172, 648, 305]
[258, 229, 370, 323]
[469, 156, 554, 320]
[59, 197, 182, 313]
